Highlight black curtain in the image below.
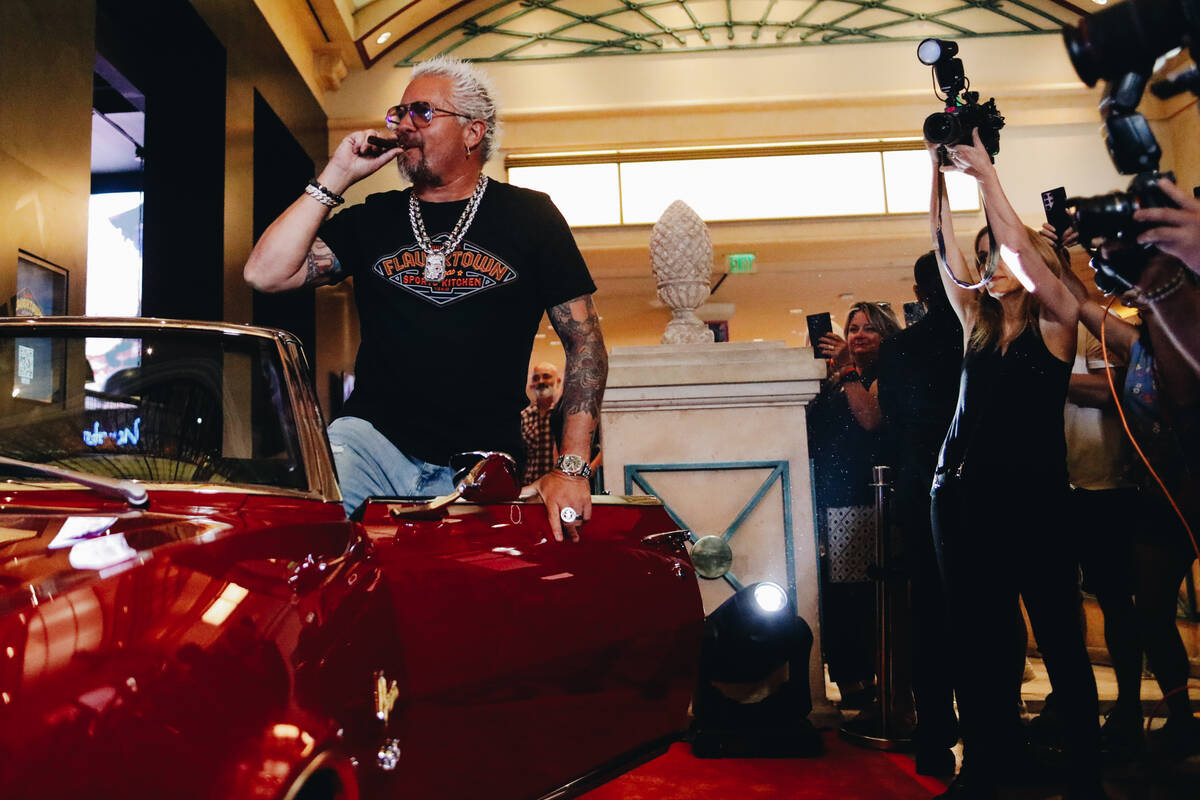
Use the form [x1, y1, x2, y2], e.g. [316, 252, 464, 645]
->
[96, 0, 226, 322]
[251, 90, 316, 370]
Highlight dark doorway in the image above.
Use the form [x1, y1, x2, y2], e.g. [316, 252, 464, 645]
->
[252, 91, 317, 370]
[96, 0, 226, 322]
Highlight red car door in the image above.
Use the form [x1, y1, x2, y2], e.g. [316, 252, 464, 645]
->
[363, 496, 701, 800]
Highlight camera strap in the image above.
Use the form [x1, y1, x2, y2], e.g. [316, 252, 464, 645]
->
[933, 163, 998, 290]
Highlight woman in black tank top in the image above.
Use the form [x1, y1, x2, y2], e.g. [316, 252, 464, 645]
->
[924, 131, 1105, 799]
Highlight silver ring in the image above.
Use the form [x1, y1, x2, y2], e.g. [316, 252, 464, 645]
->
[559, 507, 578, 524]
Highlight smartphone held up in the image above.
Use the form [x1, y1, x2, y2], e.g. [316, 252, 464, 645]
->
[806, 312, 832, 359]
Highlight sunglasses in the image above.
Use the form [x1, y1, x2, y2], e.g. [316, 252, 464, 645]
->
[385, 101, 474, 129]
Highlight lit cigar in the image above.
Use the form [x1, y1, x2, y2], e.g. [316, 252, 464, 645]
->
[367, 135, 401, 150]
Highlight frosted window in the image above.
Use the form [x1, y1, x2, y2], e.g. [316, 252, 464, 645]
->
[506, 147, 977, 225]
[882, 150, 981, 213]
[619, 153, 886, 224]
[508, 163, 621, 226]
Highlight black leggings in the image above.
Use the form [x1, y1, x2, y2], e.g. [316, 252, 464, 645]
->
[932, 479, 1099, 782]
[1135, 498, 1198, 719]
[895, 483, 958, 749]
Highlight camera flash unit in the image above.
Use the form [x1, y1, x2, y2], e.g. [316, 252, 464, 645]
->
[918, 38, 958, 65]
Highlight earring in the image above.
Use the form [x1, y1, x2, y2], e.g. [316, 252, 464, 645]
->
[465, 144, 473, 158]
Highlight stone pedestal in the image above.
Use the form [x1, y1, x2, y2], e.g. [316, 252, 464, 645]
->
[601, 341, 835, 721]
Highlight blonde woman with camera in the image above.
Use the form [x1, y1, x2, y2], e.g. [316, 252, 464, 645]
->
[925, 129, 1104, 800]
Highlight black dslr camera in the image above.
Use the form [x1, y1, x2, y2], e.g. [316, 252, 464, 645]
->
[1064, 75, 1174, 291]
[1068, 71, 1172, 252]
[1061, 0, 1200, 291]
[1062, 0, 1200, 97]
[917, 39, 1005, 162]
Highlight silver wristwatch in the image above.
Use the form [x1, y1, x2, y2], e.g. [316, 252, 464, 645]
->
[555, 453, 592, 479]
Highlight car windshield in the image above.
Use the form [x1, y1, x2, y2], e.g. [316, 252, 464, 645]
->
[0, 327, 306, 491]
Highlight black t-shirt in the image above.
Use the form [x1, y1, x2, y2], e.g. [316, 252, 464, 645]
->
[318, 180, 596, 466]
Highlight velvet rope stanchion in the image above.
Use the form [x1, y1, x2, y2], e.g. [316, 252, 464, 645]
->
[840, 465, 914, 751]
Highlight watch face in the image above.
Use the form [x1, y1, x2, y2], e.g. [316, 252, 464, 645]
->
[558, 454, 585, 473]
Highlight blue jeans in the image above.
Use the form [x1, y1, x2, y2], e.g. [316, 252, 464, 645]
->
[328, 416, 456, 515]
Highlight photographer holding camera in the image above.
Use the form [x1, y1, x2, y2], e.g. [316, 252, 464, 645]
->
[1060, 0, 1200, 375]
[1046, 227, 1200, 759]
[1130, 178, 1200, 375]
[1135, 177, 1200, 273]
[925, 128, 1105, 799]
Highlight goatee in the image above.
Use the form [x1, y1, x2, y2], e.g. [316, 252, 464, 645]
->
[397, 150, 441, 189]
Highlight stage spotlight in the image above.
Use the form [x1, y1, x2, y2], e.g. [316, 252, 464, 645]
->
[754, 582, 787, 612]
[690, 582, 822, 758]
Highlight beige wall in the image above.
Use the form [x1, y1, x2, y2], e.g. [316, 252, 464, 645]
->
[1159, 93, 1200, 191]
[0, 1, 96, 315]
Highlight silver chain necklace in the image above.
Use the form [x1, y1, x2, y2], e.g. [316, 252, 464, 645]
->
[408, 175, 489, 282]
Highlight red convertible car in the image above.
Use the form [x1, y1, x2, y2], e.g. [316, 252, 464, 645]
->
[0, 318, 703, 800]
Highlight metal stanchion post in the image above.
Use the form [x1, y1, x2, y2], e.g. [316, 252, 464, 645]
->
[840, 464, 914, 751]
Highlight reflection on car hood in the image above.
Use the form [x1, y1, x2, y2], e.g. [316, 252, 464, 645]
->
[0, 508, 233, 615]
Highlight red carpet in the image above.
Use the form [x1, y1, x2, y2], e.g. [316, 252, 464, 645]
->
[580, 732, 945, 799]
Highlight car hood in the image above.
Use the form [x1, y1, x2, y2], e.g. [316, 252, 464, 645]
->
[0, 505, 236, 616]
[0, 490, 357, 799]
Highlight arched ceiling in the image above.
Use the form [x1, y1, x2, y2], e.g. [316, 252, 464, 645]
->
[336, 0, 1089, 67]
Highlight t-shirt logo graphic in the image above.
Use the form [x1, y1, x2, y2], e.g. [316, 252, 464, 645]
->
[373, 236, 517, 306]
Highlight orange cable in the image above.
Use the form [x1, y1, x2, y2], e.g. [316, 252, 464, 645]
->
[1097, 302, 1200, 735]
[1144, 684, 1200, 737]
[1099, 298, 1200, 564]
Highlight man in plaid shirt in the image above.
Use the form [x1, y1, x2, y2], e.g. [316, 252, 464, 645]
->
[521, 361, 563, 485]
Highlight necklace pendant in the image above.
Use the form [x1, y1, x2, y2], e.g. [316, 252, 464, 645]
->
[423, 251, 446, 282]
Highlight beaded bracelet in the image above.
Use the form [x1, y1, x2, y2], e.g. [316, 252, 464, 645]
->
[305, 179, 345, 207]
[1132, 266, 1187, 305]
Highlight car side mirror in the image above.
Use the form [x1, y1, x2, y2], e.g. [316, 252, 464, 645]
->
[361, 451, 521, 522]
[451, 451, 520, 504]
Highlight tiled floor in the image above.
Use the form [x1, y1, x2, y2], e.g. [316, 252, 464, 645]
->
[1021, 657, 1160, 712]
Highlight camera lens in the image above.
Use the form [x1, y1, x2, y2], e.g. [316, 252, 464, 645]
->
[1069, 191, 1137, 243]
[923, 112, 962, 146]
[1062, 0, 1184, 87]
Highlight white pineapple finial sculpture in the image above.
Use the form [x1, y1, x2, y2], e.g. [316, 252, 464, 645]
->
[650, 200, 715, 345]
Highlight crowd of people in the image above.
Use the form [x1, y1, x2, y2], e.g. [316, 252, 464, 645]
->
[241, 48, 1199, 800]
[809, 129, 1200, 799]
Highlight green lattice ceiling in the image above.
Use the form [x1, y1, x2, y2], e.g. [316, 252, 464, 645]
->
[393, 0, 1088, 65]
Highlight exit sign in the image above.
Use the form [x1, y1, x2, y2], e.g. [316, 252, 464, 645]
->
[727, 253, 756, 274]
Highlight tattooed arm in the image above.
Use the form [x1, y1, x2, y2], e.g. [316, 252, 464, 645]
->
[524, 295, 608, 542]
[554, 295, 608, 441]
[243, 187, 345, 293]
[244, 129, 397, 292]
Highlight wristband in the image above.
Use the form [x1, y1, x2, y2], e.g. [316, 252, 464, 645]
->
[305, 179, 345, 208]
[838, 368, 861, 387]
